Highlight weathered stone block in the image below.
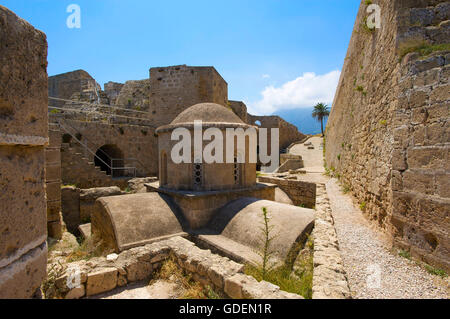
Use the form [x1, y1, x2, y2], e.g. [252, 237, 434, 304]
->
[65, 286, 85, 299]
[435, 172, 450, 198]
[0, 146, 47, 262]
[45, 164, 61, 182]
[402, 170, 435, 195]
[407, 146, 448, 169]
[0, 244, 47, 299]
[46, 180, 61, 202]
[45, 148, 61, 164]
[392, 149, 408, 171]
[125, 260, 152, 282]
[86, 267, 118, 296]
[429, 84, 450, 103]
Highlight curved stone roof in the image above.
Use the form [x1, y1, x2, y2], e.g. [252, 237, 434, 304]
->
[91, 193, 187, 252]
[171, 102, 244, 125]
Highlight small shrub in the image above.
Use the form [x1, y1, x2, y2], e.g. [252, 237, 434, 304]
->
[259, 207, 276, 280]
[342, 184, 351, 194]
[244, 235, 314, 299]
[360, 201, 367, 211]
[398, 249, 411, 260]
[365, 0, 372, 5]
[355, 85, 367, 96]
[424, 264, 447, 278]
[337, 154, 341, 161]
[379, 120, 387, 126]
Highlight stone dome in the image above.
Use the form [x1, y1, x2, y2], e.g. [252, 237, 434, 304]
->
[170, 103, 244, 125]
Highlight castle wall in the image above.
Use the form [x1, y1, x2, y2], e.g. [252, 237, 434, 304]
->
[0, 5, 48, 298]
[48, 70, 102, 107]
[248, 114, 306, 151]
[148, 65, 228, 126]
[325, 0, 449, 270]
[228, 100, 248, 123]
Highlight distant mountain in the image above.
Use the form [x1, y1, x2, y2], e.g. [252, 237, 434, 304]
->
[276, 107, 329, 135]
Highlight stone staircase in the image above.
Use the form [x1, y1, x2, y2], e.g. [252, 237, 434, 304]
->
[56, 123, 131, 189]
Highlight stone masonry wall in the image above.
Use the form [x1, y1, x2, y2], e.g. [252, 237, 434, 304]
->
[147, 65, 228, 126]
[46, 124, 62, 239]
[0, 5, 48, 298]
[258, 176, 316, 208]
[325, 0, 449, 270]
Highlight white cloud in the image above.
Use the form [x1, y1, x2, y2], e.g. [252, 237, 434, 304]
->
[248, 70, 341, 115]
[262, 74, 270, 79]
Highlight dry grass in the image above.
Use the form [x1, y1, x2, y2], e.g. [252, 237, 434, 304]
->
[65, 236, 108, 263]
[152, 256, 224, 299]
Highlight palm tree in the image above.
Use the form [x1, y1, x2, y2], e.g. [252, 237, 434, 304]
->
[312, 103, 330, 137]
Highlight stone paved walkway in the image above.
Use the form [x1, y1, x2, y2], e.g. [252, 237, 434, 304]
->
[289, 137, 448, 299]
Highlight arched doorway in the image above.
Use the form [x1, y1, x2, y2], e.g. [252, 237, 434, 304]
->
[94, 144, 124, 177]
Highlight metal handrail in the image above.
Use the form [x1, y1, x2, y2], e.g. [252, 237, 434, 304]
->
[59, 118, 112, 162]
[57, 120, 137, 178]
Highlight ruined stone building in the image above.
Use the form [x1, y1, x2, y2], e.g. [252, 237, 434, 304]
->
[326, 0, 449, 271]
[47, 65, 305, 192]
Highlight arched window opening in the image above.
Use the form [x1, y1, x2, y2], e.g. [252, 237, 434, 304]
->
[160, 152, 168, 186]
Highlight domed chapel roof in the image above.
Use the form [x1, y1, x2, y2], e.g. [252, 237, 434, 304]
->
[170, 102, 244, 125]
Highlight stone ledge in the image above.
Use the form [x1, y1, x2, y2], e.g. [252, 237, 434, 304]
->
[55, 236, 304, 299]
[0, 132, 48, 146]
[312, 185, 351, 299]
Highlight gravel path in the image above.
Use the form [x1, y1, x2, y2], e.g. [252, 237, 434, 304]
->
[326, 178, 448, 299]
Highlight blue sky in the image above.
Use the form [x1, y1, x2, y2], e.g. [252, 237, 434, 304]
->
[2, 0, 359, 131]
